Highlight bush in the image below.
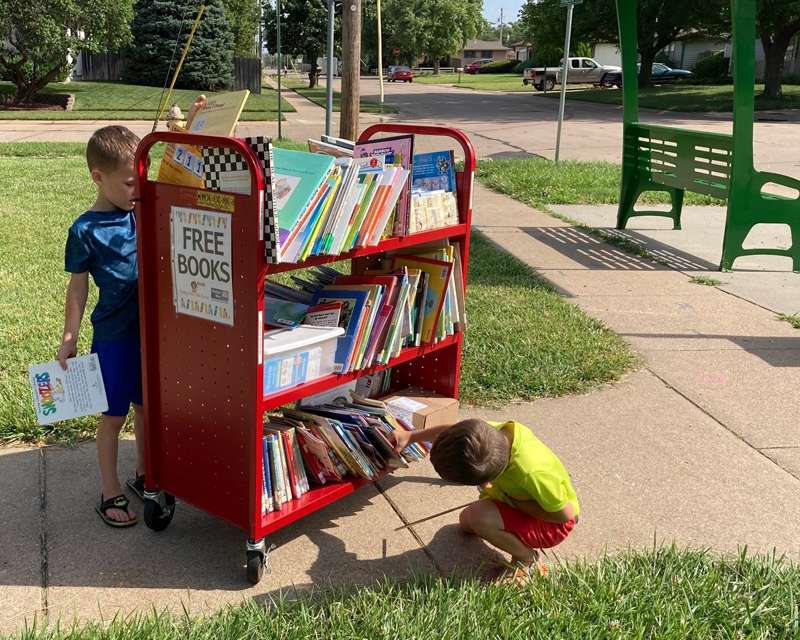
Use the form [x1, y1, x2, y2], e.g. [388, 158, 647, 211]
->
[123, 0, 234, 91]
[692, 51, 730, 84]
[477, 59, 518, 74]
[513, 58, 538, 74]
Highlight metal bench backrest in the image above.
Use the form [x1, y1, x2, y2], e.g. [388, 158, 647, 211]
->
[628, 123, 733, 200]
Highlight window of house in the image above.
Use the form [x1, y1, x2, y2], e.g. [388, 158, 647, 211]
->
[481, 50, 493, 58]
[464, 50, 475, 58]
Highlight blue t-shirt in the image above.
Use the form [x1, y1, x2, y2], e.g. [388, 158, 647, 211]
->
[64, 208, 139, 341]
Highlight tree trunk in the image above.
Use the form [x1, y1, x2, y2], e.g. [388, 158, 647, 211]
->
[434, 59, 440, 75]
[762, 34, 791, 99]
[13, 63, 66, 105]
[340, 0, 361, 141]
[638, 50, 655, 88]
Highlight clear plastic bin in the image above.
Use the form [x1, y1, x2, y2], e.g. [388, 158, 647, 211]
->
[263, 325, 344, 395]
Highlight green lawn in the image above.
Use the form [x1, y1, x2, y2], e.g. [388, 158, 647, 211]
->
[282, 78, 397, 113]
[476, 157, 724, 209]
[0, 142, 635, 443]
[10, 547, 800, 639]
[413, 72, 534, 92]
[543, 83, 800, 112]
[0, 81, 295, 120]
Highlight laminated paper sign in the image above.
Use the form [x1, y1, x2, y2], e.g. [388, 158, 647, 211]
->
[28, 354, 108, 425]
[171, 206, 234, 325]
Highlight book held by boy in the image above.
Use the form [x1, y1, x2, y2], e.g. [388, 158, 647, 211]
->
[28, 354, 108, 425]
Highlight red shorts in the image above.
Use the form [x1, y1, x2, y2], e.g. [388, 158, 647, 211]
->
[494, 500, 576, 549]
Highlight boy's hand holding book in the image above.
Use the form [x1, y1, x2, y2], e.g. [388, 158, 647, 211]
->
[56, 338, 77, 371]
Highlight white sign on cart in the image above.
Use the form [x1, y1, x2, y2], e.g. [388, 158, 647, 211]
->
[170, 206, 235, 326]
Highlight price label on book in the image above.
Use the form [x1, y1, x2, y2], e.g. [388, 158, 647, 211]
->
[170, 206, 235, 326]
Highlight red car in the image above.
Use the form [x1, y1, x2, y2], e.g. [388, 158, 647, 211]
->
[463, 58, 494, 74]
[389, 66, 413, 82]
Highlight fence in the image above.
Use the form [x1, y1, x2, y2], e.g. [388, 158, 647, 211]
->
[77, 52, 124, 81]
[233, 57, 262, 94]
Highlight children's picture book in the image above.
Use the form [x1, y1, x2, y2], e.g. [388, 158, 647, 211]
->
[303, 301, 342, 327]
[412, 150, 456, 193]
[272, 148, 335, 254]
[354, 135, 414, 236]
[264, 296, 309, 327]
[28, 354, 107, 425]
[391, 255, 453, 343]
[158, 90, 250, 188]
[309, 288, 370, 372]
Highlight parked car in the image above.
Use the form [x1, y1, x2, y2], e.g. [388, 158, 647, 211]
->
[389, 65, 413, 82]
[464, 58, 494, 74]
[523, 57, 622, 91]
[600, 63, 693, 87]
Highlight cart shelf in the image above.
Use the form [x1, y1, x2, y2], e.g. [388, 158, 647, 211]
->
[261, 333, 461, 408]
[265, 224, 469, 274]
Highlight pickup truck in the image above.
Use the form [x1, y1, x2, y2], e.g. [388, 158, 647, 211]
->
[523, 57, 621, 91]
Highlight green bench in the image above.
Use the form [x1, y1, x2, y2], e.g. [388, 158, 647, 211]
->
[615, 0, 800, 272]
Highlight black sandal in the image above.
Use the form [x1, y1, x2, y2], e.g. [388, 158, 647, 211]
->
[126, 473, 145, 501]
[96, 494, 137, 528]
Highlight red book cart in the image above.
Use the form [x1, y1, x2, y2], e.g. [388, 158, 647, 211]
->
[134, 124, 476, 583]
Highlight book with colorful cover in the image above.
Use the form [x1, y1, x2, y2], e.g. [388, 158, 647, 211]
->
[412, 150, 456, 193]
[309, 288, 370, 372]
[391, 255, 453, 343]
[273, 148, 334, 254]
[354, 135, 414, 237]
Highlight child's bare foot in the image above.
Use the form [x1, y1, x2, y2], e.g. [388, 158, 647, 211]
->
[96, 494, 137, 527]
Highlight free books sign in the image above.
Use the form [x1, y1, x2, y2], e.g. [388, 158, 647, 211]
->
[170, 206, 234, 326]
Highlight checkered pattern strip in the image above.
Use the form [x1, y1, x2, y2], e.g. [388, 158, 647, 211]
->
[202, 138, 280, 263]
[243, 136, 280, 264]
[201, 147, 247, 191]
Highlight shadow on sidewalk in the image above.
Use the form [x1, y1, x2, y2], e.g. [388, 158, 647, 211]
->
[0, 441, 499, 596]
[622, 333, 800, 366]
[521, 226, 718, 272]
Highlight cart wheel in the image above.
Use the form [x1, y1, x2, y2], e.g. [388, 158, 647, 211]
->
[143, 492, 175, 531]
[246, 550, 265, 584]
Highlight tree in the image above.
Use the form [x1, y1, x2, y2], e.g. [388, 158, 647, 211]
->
[0, 0, 133, 104]
[379, 0, 428, 66]
[263, 0, 336, 87]
[758, 0, 800, 99]
[421, 0, 483, 73]
[480, 19, 527, 45]
[222, 0, 260, 57]
[519, 0, 727, 87]
[123, 0, 234, 91]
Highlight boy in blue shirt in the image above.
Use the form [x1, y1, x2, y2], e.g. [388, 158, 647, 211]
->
[57, 125, 144, 527]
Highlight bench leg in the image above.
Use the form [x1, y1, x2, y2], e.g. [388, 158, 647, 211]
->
[616, 179, 640, 230]
[670, 189, 685, 231]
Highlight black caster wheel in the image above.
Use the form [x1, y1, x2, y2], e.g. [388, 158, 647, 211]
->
[246, 550, 265, 584]
[143, 492, 175, 531]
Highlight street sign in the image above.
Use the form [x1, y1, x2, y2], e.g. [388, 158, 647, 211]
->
[392, 48, 400, 56]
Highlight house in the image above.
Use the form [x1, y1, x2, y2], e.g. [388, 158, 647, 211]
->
[593, 34, 800, 79]
[509, 40, 533, 62]
[452, 40, 511, 67]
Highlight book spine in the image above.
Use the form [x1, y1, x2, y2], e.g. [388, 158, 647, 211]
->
[268, 434, 286, 507]
[291, 431, 310, 493]
[281, 430, 301, 499]
[262, 436, 275, 513]
[277, 432, 293, 501]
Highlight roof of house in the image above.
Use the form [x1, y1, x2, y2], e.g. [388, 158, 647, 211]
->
[458, 39, 510, 52]
[509, 41, 532, 48]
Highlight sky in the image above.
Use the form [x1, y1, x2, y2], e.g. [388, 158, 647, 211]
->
[482, 0, 525, 24]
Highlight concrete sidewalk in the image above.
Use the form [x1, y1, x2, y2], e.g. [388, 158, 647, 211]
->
[3, 186, 800, 635]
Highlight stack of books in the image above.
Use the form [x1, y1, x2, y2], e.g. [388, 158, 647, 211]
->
[261, 396, 428, 515]
[262, 241, 467, 375]
[409, 150, 460, 234]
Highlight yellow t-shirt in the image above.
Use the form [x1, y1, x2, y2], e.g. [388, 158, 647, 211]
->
[479, 421, 580, 517]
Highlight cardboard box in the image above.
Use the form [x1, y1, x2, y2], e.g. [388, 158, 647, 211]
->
[381, 388, 459, 430]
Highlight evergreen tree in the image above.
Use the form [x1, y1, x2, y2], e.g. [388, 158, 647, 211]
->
[124, 0, 234, 91]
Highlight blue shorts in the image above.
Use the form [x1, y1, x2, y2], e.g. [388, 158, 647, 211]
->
[92, 337, 143, 417]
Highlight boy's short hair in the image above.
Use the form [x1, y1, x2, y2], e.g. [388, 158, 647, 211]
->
[86, 125, 140, 172]
[430, 419, 509, 485]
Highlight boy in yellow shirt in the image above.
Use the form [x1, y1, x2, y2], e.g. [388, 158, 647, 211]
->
[394, 418, 579, 576]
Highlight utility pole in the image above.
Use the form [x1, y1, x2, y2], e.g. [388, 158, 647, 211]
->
[276, 0, 282, 139]
[325, 0, 334, 136]
[340, 0, 361, 141]
[499, 8, 504, 46]
[377, 0, 384, 111]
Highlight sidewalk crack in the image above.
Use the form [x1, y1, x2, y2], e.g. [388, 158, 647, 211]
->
[373, 482, 444, 576]
[38, 447, 49, 618]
